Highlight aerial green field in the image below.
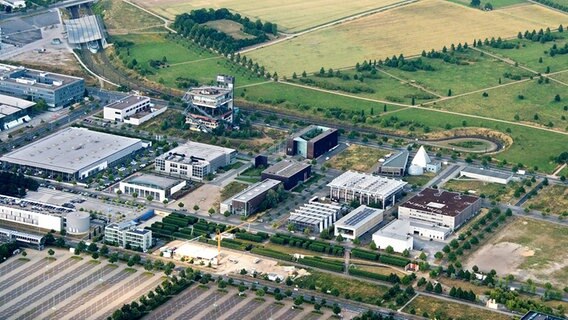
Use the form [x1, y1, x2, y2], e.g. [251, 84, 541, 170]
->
[289, 69, 437, 104]
[381, 49, 531, 96]
[246, 0, 568, 75]
[483, 35, 568, 74]
[93, 0, 165, 34]
[437, 79, 568, 130]
[131, 0, 403, 32]
[551, 70, 568, 83]
[112, 34, 265, 87]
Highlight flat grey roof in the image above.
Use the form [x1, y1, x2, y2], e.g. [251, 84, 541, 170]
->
[0, 94, 35, 112]
[335, 205, 383, 229]
[0, 63, 83, 89]
[157, 141, 235, 164]
[0, 227, 44, 241]
[263, 160, 310, 178]
[380, 150, 409, 169]
[0, 127, 142, 174]
[291, 125, 335, 141]
[64, 15, 104, 44]
[104, 95, 149, 110]
[461, 166, 513, 180]
[233, 179, 281, 203]
[124, 174, 183, 190]
[0, 194, 73, 216]
[373, 219, 411, 241]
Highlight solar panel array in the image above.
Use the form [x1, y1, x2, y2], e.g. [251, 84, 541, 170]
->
[344, 207, 377, 226]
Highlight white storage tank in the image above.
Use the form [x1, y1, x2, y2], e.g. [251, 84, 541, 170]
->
[65, 211, 90, 234]
[408, 164, 424, 176]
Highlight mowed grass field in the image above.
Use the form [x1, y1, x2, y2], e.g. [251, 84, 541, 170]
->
[381, 49, 532, 96]
[437, 79, 568, 131]
[483, 35, 568, 74]
[247, 0, 568, 75]
[131, 0, 402, 32]
[112, 34, 265, 87]
[93, 0, 165, 34]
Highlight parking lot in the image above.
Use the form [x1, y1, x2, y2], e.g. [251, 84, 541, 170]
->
[0, 249, 163, 320]
[146, 285, 343, 320]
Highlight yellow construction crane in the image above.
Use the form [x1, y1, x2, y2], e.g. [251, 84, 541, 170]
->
[215, 216, 257, 265]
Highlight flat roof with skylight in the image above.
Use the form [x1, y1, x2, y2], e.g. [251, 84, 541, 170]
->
[401, 188, 479, 217]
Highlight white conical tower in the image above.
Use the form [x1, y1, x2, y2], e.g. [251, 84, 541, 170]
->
[411, 146, 431, 168]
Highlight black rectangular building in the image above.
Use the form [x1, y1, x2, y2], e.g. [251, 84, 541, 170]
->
[286, 125, 338, 159]
[261, 160, 311, 190]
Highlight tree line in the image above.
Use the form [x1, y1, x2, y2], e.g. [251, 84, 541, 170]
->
[174, 8, 277, 54]
[0, 171, 39, 198]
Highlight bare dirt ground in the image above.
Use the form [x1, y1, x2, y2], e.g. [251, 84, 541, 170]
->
[465, 241, 533, 276]
[168, 183, 221, 214]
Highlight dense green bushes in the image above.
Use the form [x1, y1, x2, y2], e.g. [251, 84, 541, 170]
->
[270, 233, 344, 256]
[351, 248, 410, 268]
[348, 268, 401, 283]
[251, 247, 291, 261]
[299, 257, 344, 273]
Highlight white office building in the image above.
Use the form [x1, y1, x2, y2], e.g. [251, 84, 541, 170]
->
[155, 141, 236, 181]
[104, 221, 152, 252]
[328, 171, 407, 208]
[288, 197, 342, 233]
[459, 166, 513, 185]
[119, 174, 186, 202]
[0, 194, 70, 232]
[103, 95, 167, 126]
[334, 205, 384, 240]
[372, 219, 414, 253]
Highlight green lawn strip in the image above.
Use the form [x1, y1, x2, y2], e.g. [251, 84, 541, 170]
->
[437, 79, 568, 131]
[381, 49, 531, 96]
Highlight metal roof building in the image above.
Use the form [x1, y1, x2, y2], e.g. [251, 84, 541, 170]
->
[119, 174, 186, 202]
[328, 171, 407, 208]
[288, 197, 342, 233]
[460, 166, 513, 185]
[64, 15, 105, 44]
[0, 127, 146, 181]
[221, 179, 282, 216]
[334, 205, 384, 240]
[376, 150, 409, 176]
[261, 160, 311, 190]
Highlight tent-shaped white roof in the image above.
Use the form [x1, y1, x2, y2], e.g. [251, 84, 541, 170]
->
[411, 146, 431, 168]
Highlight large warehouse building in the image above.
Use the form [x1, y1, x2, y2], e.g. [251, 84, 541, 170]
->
[119, 174, 186, 202]
[286, 125, 338, 159]
[334, 205, 384, 240]
[399, 188, 481, 230]
[0, 195, 89, 234]
[459, 166, 513, 185]
[328, 171, 407, 208]
[288, 197, 342, 233]
[0, 63, 85, 108]
[155, 141, 236, 181]
[221, 179, 281, 216]
[0, 127, 146, 181]
[261, 160, 311, 190]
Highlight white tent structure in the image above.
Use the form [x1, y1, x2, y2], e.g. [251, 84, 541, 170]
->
[411, 146, 431, 167]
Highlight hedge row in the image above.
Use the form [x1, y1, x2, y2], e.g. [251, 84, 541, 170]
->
[251, 248, 292, 261]
[348, 268, 400, 283]
[351, 248, 380, 261]
[235, 232, 263, 243]
[299, 257, 344, 273]
[379, 255, 410, 267]
[351, 248, 410, 268]
[270, 233, 344, 256]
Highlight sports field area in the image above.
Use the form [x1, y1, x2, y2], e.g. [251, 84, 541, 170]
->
[131, 0, 403, 32]
[247, 0, 568, 75]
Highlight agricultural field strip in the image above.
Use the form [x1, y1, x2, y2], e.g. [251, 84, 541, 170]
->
[279, 79, 568, 135]
[123, 0, 176, 33]
[68, 272, 155, 320]
[41, 268, 133, 320]
[0, 258, 77, 304]
[92, 273, 164, 320]
[0, 260, 96, 318]
[239, 0, 418, 53]
[17, 265, 119, 320]
[528, 0, 568, 13]
[145, 286, 208, 320]
[173, 290, 226, 319]
[0, 258, 26, 278]
[471, 46, 568, 88]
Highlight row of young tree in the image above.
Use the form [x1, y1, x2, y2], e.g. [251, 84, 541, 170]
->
[174, 8, 277, 54]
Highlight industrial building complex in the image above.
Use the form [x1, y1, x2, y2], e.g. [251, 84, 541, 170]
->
[0, 194, 90, 234]
[105, 221, 152, 252]
[103, 95, 167, 126]
[286, 125, 338, 159]
[0, 127, 147, 181]
[0, 63, 85, 108]
[221, 179, 282, 216]
[287, 197, 342, 233]
[261, 160, 311, 190]
[328, 171, 407, 208]
[118, 174, 186, 202]
[334, 205, 384, 240]
[183, 75, 234, 131]
[154, 141, 236, 181]
[0, 94, 34, 131]
[398, 188, 481, 230]
[372, 219, 414, 253]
